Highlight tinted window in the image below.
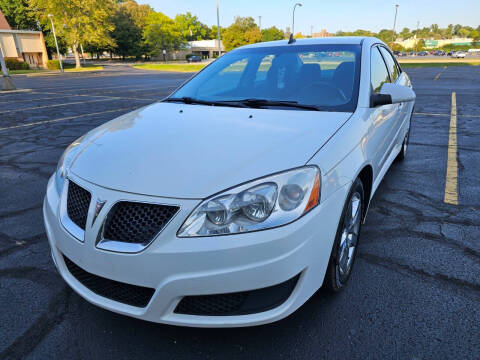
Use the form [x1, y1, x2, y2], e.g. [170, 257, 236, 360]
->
[171, 44, 362, 112]
[379, 47, 400, 82]
[371, 47, 390, 94]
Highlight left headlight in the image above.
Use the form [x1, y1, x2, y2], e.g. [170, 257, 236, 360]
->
[54, 137, 84, 195]
[178, 166, 320, 237]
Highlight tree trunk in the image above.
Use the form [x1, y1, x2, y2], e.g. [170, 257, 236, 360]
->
[73, 45, 81, 69]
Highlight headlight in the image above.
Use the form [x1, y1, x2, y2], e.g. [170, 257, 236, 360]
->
[54, 137, 84, 195]
[178, 166, 320, 237]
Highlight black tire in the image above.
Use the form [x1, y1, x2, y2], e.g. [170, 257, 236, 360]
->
[324, 178, 364, 293]
[396, 110, 412, 162]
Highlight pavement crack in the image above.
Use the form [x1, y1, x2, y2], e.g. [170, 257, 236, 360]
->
[359, 252, 480, 297]
[0, 287, 72, 360]
[0, 204, 43, 220]
[0, 232, 46, 258]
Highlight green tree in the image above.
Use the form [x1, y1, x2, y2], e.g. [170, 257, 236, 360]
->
[210, 25, 225, 40]
[0, 0, 39, 29]
[399, 27, 411, 40]
[111, 3, 143, 59]
[175, 12, 211, 41]
[143, 11, 184, 58]
[458, 28, 470, 37]
[222, 16, 261, 51]
[377, 29, 395, 43]
[29, 0, 115, 68]
[261, 26, 285, 42]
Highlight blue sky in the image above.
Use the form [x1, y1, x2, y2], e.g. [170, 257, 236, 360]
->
[140, 0, 480, 35]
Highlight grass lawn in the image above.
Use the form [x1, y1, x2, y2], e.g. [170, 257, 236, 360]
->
[10, 64, 103, 75]
[64, 65, 103, 72]
[10, 69, 48, 74]
[133, 63, 207, 72]
[399, 62, 480, 68]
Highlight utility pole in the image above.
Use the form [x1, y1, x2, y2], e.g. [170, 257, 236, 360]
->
[292, 3, 302, 36]
[0, 43, 16, 91]
[311, 25, 313, 37]
[258, 16, 262, 31]
[48, 14, 64, 72]
[216, 0, 222, 57]
[391, 4, 399, 48]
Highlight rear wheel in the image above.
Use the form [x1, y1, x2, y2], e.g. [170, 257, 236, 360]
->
[324, 178, 364, 292]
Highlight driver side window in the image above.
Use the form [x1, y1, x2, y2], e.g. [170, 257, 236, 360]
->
[370, 47, 391, 94]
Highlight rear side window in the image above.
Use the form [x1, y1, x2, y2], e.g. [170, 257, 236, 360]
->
[379, 47, 400, 82]
[370, 47, 390, 94]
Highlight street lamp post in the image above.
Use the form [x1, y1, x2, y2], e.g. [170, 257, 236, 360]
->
[391, 4, 399, 48]
[48, 14, 64, 72]
[216, 0, 221, 57]
[292, 3, 302, 36]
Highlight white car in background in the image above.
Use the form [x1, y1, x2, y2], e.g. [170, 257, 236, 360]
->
[454, 52, 467, 58]
[44, 37, 415, 327]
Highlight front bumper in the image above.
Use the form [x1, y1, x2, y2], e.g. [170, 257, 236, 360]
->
[44, 174, 349, 327]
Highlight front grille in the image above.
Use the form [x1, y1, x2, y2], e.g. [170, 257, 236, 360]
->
[63, 255, 155, 308]
[67, 181, 91, 230]
[103, 202, 179, 244]
[175, 274, 300, 316]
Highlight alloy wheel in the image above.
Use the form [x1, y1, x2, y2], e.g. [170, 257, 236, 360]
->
[337, 192, 362, 281]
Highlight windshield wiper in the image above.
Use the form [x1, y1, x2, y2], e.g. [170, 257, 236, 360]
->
[163, 97, 246, 108]
[164, 97, 321, 111]
[233, 98, 320, 111]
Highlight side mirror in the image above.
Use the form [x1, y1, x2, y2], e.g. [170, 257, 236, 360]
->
[371, 83, 416, 107]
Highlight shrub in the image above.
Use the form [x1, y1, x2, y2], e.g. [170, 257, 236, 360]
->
[47, 60, 61, 70]
[1, 58, 30, 71]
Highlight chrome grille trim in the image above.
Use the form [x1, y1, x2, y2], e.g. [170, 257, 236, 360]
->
[60, 179, 91, 242]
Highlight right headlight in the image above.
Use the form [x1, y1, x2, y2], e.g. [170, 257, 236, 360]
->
[177, 166, 320, 237]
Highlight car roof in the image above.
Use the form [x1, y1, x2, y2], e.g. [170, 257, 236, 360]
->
[239, 36, 377, 50]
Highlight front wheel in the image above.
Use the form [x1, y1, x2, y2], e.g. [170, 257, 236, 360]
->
[324, 178, 364, 292]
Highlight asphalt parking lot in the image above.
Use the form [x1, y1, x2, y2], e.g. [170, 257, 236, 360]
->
[1, 64, 479, 359]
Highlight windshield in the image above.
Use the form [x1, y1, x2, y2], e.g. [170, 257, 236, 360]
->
[170, 44, 361, 112]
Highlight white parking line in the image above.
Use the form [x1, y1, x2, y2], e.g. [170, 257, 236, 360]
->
[434, 66, 448, 81]
[0, 98, 121, 114]
[0, 107, 139, 131]
[0, 92, 158, 104]
[414, 112, 480, 118]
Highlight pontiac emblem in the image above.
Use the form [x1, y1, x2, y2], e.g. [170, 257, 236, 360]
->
[92, 199, 106, 226]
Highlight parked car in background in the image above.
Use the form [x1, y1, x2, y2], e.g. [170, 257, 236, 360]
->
[434, 50, 446, 56]
[187, 55, 202, 63]
[454, 52, 467, 58]
[417, 51, 429, 56]
[44, 37, 415, 327]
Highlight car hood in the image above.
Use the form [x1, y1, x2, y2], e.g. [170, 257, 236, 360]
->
[70, 102, 351, 198]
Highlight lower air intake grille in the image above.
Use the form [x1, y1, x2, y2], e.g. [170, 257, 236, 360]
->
[103, 202, 179, 244]
[175, 274, 300, 316]
[63, 255, 155, 308]
[67, 181, 91, 230]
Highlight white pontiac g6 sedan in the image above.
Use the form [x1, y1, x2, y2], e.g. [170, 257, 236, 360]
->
[44, 37, 415, 327]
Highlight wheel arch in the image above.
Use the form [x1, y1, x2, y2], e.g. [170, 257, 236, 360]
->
[356, 164, 373, 220]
